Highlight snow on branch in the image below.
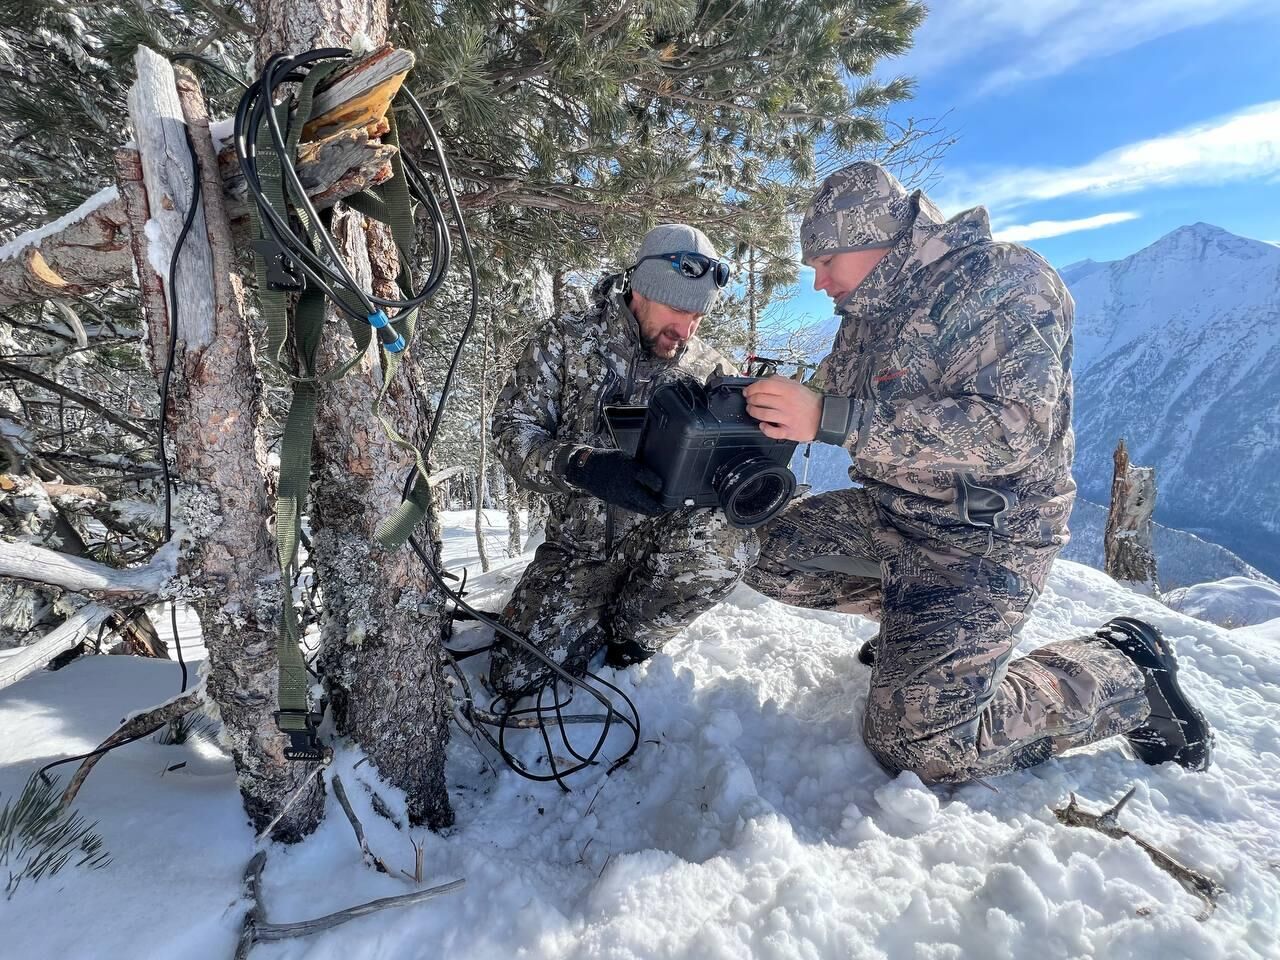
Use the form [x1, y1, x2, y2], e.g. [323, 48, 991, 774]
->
[0, 603, 114, 691]
[0, 187, 130, 308]
[0, 536, 178, 600]
[57, 683, 205, 808]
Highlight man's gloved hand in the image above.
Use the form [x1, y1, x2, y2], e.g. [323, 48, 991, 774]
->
[561, 447, 666, 516]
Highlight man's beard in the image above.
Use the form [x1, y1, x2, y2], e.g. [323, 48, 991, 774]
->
[642, 328, 685, 359]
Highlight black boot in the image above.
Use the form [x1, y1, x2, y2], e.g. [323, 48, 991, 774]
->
[1097, 616, 1213, 772]
[857, 637, 876, 666]
[605, 632, 654, 669]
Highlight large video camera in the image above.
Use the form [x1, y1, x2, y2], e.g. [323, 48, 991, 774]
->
[605, 376, 798, 528]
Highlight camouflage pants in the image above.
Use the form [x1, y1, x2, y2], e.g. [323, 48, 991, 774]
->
[488, 508, 758, 699]
[745, 488, 1150, 783]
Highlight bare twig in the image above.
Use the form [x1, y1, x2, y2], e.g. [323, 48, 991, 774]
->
[254, 762, 327, 843]
[235, 849, 463, 959]
[0, 360, 153, 439]
[1053, 787, 1224, 920]
[400, 836, 425, 884]
[58, 685, 204, 807]
[331, 774, 393, 874]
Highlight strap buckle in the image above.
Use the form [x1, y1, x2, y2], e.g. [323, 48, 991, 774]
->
[251, 238, 307, 292]
[274, 709, 330, 763]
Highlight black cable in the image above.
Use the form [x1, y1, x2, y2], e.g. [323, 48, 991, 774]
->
[232, 50, 455, 325]
[36, 728, 157, 786]
[159, 127, 202, 695]
[231, 47, 641, 786]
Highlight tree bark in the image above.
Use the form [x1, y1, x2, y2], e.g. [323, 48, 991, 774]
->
[255, 0, 452, 829]
[122, 51, 325, 840]
[1104, 438, 1159, 593]
[501, 467, 522, 558]
[474, 319, 491, 573]
[472, 473, 490, 573]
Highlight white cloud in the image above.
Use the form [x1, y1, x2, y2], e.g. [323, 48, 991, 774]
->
[934, 100, 1280, 214]
[892, 0, 1274, 94]
[993, 212, 1139, 242]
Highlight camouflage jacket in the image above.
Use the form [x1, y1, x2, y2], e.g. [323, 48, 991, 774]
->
[817, 196, 1076, 561]
[492, 281, 733, 558]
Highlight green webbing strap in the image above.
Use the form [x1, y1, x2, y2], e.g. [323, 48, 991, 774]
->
[255, 62, 353, 746]
[249, 65, 441, 750]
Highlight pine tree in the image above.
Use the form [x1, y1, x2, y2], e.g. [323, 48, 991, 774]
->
[0, 0, 933, 841]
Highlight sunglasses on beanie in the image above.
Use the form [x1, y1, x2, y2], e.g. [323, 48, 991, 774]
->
[633, 250, 731, 288]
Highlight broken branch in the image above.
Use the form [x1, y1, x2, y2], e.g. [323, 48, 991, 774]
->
[234, 848, 463, 960]
[331, 773, 394, 874]
[0, 536, 177, 599]
[1053, 787, 1224, 920]
[58, 684, 204, 807]
[2, 46, 414, 311]
[0, 602, 115, 690]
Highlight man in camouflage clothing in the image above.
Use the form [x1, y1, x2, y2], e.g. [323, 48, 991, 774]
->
[489, 224, 756, 699]
[742, 162, 1212, 783]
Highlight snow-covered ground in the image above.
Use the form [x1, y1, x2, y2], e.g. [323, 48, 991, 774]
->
[2, 513, 1279, 959]
[1163, 577, 1280, 630]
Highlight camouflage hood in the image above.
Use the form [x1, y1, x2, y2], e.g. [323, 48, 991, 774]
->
[816, 194, 1077, 572]
[835, 192, 990, 314]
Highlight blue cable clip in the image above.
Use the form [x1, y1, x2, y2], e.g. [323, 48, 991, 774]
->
[367, 310, 406, 353]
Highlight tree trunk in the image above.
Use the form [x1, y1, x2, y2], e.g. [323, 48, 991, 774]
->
[747, 245, 758, 358]
[1104, 438, 1159, 594]
[501, 468, 522, 558]
[472, 472, 491, 574]
[552, 268, 566, 316]
[474, 320, 491, 573]
[256, 0, 453, 829]
[121, 53, 325, 840]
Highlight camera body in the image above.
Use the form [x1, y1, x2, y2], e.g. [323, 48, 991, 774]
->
[605, 375, 798, 528]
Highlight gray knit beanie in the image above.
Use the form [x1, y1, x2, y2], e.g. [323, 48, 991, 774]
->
[629, 224, 724, 315]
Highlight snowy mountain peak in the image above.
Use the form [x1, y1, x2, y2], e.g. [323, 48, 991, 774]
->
[1058, 257, 1107, 285]
[1067, 222, 1280, 579]
[1131, 221, 1280, 266]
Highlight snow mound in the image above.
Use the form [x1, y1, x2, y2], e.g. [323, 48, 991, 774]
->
[1163, 576, 1280, 628]
[1, 549, 1278, 959]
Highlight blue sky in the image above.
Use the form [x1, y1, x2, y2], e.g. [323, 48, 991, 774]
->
[784, 1, 1280, 323]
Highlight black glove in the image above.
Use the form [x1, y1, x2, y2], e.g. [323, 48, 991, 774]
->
[561, 447, 665, 516]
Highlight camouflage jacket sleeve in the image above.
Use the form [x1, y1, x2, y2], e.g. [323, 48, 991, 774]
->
[490, 317, 580, 496]
[843, 252, 1070, 477]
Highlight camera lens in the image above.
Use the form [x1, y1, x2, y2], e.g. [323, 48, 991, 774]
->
[714, 456, 796, 528]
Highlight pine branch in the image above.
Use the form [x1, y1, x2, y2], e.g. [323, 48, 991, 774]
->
[0, 360, 153, 440]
